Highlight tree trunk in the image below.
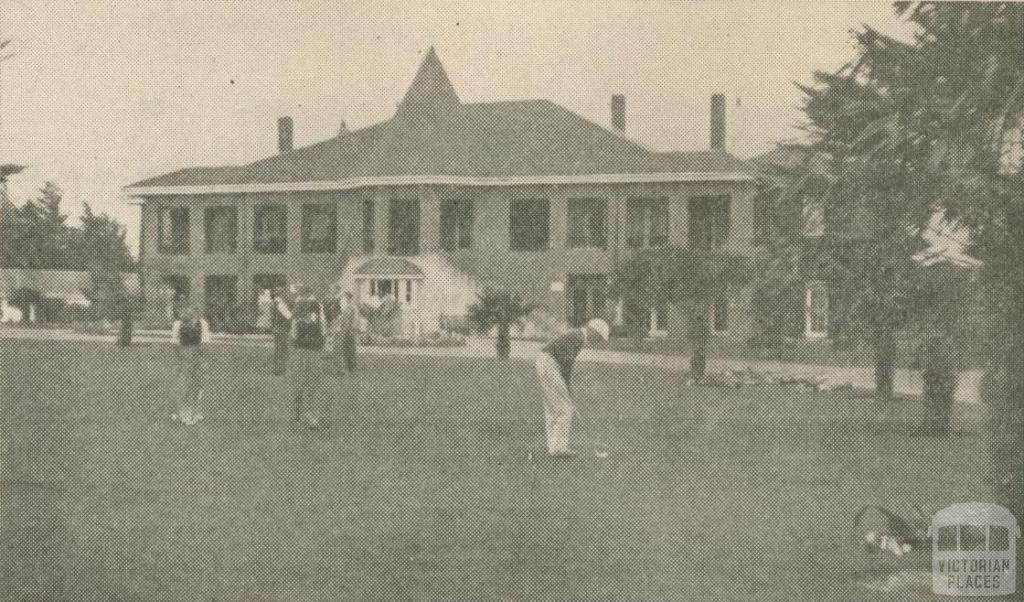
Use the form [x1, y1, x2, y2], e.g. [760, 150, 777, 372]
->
[117, 303, 133, 347]
[689, 303, 710, 378]
[921, 336, 956, 436]
[496, 321, 511, 360]
[873, 327, 895, 404]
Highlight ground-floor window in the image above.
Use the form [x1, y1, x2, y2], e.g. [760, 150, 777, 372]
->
[805, 280, 828, 338]
[204, 275, 238, 331]
[616, 298, 669, 337]
[650, 302, 669, 335]
[159, 275, 190, 321]
[253, 274, 286, 330]
[567, 274, 607, 327]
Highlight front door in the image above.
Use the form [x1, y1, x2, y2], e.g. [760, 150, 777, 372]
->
[567, 274, 608, 327]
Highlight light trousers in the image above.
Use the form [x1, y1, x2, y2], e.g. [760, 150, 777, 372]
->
[178, 346, 204, 411]
[535, 353, 575, 454]
[290, 347, 328, 421]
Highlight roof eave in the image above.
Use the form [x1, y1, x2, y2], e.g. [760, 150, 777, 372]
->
[123, 172, 756, 198]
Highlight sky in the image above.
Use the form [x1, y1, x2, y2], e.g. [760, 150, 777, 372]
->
[0, 1, 913, 253]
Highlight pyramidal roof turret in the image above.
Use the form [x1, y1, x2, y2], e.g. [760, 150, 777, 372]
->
[395, 47, 460, 119]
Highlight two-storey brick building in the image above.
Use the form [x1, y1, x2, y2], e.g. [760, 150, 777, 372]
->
[126, 48, 758, 343]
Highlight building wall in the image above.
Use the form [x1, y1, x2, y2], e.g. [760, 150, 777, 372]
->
[138, 179, 759, 342]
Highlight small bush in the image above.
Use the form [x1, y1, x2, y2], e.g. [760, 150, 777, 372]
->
[438, 314, 474, 337]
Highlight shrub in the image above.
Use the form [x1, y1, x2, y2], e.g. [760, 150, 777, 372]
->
[467, 290, 535, 360]
[438, 314, 474, 337]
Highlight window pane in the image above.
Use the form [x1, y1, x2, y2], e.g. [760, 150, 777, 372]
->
[568, 199, 607, 248]
[440, 199, 457, 251]
[650, 199, 669, 246]
[388, 199, 420, 255]
[627, 198, 668, 248]
[626, 200, 644, 248]
[301, 203, 337, 253]
[688, 196, 730, 249]
[960, 525, 986, 551]
[990, 526, 1010, 551]
[253, 205, 287, 253]
[510, 199, 549, 251]
[567, 200, 587, 247]
[158, 207, 190, 254]
[440, 199, 472, 251]
[458, 199, 474, 249]
[204, 207, 237, 254]
[937, 526, 957, 551]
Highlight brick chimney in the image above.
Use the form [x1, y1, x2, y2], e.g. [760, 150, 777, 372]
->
[710, 94, 726, 150]
[611, 94, 626, 133]
[278, 116, 293, 152]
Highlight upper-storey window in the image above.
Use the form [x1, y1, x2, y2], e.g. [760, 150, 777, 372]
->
[440, 198, 474, 251]
[567, 198, 607, 249]
[204, 206, 237, 254]
[301, 203, 337, 253]
[688, 195, 731, 250]
[388, 198, 420, 256]
[157, 206, 190, 255]
[509, 198, 550, 251]
[626, 198, 669, 248]
[253, 204, 287, 254]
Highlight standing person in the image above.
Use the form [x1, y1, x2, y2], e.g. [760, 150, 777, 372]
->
[327, 291, 359, 375]
[534, 318, 610, 458]
[289, 285, 328, 429]
[270, 287, 292, 376]
[255, 288, 274, 331]
[171, 306, 210, 425]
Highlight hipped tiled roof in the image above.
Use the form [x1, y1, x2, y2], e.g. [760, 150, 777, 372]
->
[130, 48, 753, 190]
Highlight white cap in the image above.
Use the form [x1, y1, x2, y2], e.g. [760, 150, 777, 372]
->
[586, 318, 610, 342]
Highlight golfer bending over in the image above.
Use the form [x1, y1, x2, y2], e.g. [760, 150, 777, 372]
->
[535, 318, 609, 457]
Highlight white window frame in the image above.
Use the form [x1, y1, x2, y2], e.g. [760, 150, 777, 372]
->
[649, 304, 668, 337]
[804, 280, 828, 339]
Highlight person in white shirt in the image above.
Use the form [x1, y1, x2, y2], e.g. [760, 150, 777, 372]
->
[255, 288, 274, 330]
[269, 287, 293, 376]
[170, 306, 210, 425]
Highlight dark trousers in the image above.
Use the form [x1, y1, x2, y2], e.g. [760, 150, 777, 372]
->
[335, 332, 358, 374]
[271, 328, 290, 375]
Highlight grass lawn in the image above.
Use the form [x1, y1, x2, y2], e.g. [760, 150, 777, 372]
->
[0, 338, 990, 601]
